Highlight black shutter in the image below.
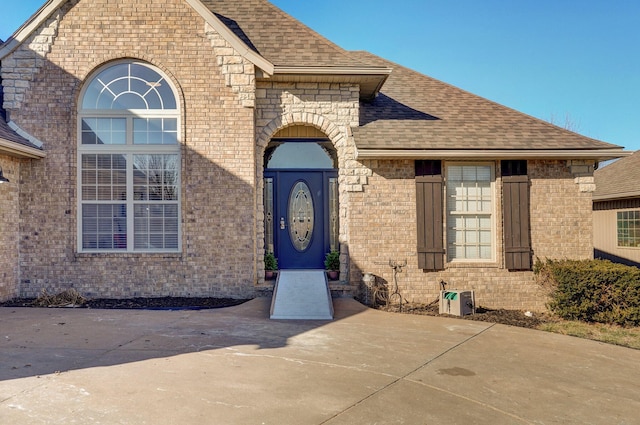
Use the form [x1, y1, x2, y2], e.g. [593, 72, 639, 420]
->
[415, 160, 444, 270]
[502, 160, 532, 270]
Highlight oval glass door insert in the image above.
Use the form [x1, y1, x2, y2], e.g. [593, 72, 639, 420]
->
[288, 181, 314, 251]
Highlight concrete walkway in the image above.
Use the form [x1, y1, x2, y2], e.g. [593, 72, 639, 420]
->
[1, 298, 639, 424]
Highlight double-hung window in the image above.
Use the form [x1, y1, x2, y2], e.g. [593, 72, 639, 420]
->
[78, 61, 181, 252]
[446, 164, 495, 261]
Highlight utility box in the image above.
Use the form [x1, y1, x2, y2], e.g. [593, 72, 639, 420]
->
[439, 290, 475, 316]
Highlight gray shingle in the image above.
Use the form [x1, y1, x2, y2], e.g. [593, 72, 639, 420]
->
[201, 0, 374, 68]
[594, 151, 640, 199]
[202, 1, 619, 152]
[353, 52, 620, 151]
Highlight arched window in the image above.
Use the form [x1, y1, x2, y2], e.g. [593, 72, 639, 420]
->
[78, 61, 180, 252]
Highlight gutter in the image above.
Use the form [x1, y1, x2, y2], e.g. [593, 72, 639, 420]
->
[355, 149, 632, 161]
[593, 191, 640, 202]
[273, 66, 392, 76]
[0, 139, 46, 159]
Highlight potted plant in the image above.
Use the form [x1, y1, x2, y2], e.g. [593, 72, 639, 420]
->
[264, 251, 278, 280]
[324, 249, 340, 280]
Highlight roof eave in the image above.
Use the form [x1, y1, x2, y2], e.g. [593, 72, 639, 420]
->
[593, 192, 640, 202]
[355, 148, 631, 161]
[267, 66, 392, 100]
[0, 139, 46, 159]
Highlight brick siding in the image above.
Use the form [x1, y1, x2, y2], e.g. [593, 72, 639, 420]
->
[349, 159, 594, 311]
[0, 156, 20, 301]
[3, 0, 257, 299]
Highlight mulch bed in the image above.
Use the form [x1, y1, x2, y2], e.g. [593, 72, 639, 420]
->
[374, 301, 556, 329]
[0, 297, 250, 310]
[1, 292, 553, 328]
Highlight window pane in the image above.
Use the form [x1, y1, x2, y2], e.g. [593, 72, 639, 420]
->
[82, 204, 126, 250]
[447, 164, 494, 261]
[82, 63, 176, 110]
[267, 142, 334, 169]
[81, 118, 126, 145]
[134, 204, 179, 250]
[81, 154, 128, 203]
[133, 118, 178, 144]
[133, 155, 179, 200]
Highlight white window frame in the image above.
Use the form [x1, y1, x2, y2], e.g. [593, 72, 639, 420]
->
[77, 61, 181, 253]
[445, 162, 496, 263]
[617, 210, 640, 248]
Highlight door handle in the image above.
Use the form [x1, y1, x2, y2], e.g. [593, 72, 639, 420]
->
[280, 217, 286, 230]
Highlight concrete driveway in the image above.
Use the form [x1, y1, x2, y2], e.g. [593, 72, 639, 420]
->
[1, 298, 639, 424]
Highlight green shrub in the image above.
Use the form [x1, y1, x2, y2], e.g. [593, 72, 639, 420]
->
[324, 250, 340, 271]
[534, 258, 640, 327]
[264, 251, 278, 271]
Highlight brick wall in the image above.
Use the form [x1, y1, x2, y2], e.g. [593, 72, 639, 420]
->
[0, 156, 20, 301]
[349, 159, 594, 312]
[2, 0, 258, 298]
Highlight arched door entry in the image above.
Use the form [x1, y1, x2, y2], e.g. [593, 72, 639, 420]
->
[264, 140, 339, 269]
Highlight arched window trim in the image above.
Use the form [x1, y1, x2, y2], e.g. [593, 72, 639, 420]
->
[77, 60, 181, 253]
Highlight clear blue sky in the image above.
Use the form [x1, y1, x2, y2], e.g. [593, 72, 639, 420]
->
[2, 0, 639, 151]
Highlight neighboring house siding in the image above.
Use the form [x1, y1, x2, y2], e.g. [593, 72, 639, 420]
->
[3, 0, 257, 298]
[349, 159, 593, 311]
[0, 156, 20, 301]
[594, 207, 640, 267]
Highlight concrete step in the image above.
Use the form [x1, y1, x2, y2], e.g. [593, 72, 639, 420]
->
[270, 270, 334, 320]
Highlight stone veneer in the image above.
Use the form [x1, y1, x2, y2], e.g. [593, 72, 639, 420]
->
[254, 81, 363, 281]
[349, 159, 595, 311]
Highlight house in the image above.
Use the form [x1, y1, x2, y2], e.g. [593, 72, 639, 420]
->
[0, 0, 628, 310]
[593, 151, 640, 267]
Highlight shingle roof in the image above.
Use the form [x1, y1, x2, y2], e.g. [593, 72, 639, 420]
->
[203, 1, 620, 153]
[201, 0, 374, 68]
[0, 0, 625, 157]
[594, 151, 640, 200]
[352, 52, 621, 152]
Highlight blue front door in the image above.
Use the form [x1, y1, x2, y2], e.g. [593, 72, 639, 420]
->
[266, 170, 335, 269]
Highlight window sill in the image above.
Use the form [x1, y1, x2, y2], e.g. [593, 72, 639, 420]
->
[75, 252, 183, 259]
[445, 261, 499, 269]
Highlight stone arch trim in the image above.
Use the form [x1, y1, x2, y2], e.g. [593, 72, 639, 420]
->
[255, 112, 354, 284]
[256, 113, 346, 150]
